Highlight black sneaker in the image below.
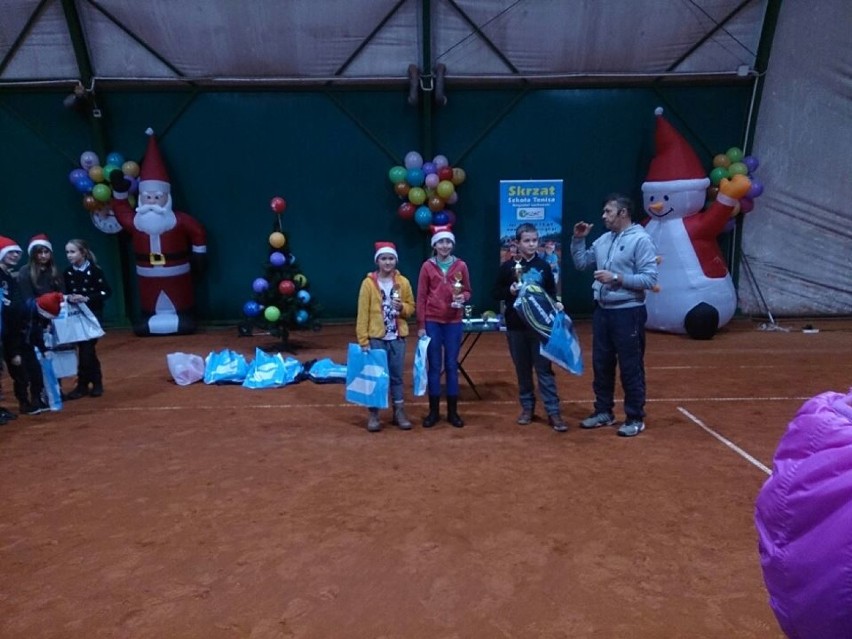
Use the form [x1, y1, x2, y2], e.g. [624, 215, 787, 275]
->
[25, 402, 49, 416]
[0, 407, 17, 420]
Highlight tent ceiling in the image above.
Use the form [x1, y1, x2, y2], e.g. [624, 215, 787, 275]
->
[1, 0, 769, 87]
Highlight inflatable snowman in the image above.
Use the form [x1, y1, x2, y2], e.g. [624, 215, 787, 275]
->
[642, 108, 750, 339]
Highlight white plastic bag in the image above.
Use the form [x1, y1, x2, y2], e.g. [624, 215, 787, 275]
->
[167, 352, 205, 386]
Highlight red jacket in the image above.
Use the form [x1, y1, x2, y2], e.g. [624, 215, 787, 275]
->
[416, 257, 471, 330]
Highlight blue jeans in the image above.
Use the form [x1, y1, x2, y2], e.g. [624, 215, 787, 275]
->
[506, 328, 561, 415]
[425, 321, 462, 396]
[368, 337, 406, 404]
[592, 305, 647, 420]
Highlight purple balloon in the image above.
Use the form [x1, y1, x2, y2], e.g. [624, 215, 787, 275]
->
[424, 173, 440, 189]
[269, 252, 286, 267]
[743, 155, 760, 172]
[404, 151, 423, 170]
[444, 209, 456, 225]
[252, 277, 269, 293]
[747, 179, 764, 198]
[421, 162, 437, 175]
[722, 218, 735, 233]
[69, 168, 88, 184]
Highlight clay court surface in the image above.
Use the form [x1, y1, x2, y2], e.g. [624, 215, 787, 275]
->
[1, 317, 850, 638]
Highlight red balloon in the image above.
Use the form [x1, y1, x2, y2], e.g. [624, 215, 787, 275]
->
[438, 167, 454, 181]
[398, 202, 416, 220]
[270, 196, 287, 213]
[278, 280, 296, 296]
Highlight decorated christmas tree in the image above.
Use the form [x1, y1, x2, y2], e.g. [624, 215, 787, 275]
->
[239, 196, 321, 348]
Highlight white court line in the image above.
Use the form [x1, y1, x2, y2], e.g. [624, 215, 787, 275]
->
[677, 406, 772, 475]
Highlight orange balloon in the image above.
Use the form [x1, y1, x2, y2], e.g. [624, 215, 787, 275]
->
[427, 196, 445, 212]
[82, 195, 99, 211]
[712, 154, 731, 169]
[394, 182, 410, 198]
[269, 232, 286, 249]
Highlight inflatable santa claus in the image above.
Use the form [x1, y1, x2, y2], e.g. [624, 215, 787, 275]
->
[642, 108, 750, 339]
[110, 129, 206, 336]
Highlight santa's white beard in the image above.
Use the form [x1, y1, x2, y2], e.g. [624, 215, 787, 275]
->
[134, 204, 177, 236]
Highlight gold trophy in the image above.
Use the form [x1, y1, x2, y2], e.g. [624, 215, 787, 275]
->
[390, 285, 401, 317]
[451, 273, 464, 309]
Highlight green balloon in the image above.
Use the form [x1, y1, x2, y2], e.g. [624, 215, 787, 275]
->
[728, 162, 749, 176]
[264, 306, 281, 322]
[388, 165, 407, 184]
[709, 167, 729, 186]
[92, 183, 112, 202]
[725, 147, 744, 163]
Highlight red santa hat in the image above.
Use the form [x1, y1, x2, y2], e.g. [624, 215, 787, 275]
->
[36, 292, 63, 319]
[0, 236, 22, 261]
[138, 127, 171, 195]
[27, 234, 52, 255]
[374, 241, 398, 262]
[430, 225, 455, 247]
[644, 107, 710, 191]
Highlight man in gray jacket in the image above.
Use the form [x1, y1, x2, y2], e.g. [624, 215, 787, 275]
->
[571, 194, 658, 437]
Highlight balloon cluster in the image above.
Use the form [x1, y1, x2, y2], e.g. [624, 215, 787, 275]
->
[241, 196, 320, 339]
[707, 146, 765, 219]
[388, 151, 466, 229]
[68, 150, 140, 212]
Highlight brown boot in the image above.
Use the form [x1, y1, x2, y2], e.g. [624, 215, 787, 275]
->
[392, 403, 412, 430]
[367, 409, 381, 432]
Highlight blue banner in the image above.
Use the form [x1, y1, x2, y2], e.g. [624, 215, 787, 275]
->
[499, 179, 564, 285]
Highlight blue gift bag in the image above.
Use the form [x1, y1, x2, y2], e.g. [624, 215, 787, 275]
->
[204, 349, 249, 384]
[306, 358, 347, 384]
[412, 335, 430, 396]
[345, 343, 389, 408]
[540, 311, 584, 375]
[243, 348, 304, 389]
[35, 348, 63, 411]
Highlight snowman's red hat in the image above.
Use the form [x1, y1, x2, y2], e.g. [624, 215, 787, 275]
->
[643, 107, 710, 192]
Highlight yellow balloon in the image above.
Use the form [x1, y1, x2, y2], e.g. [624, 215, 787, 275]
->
[88, 166, 105, 183]
[269, 232, 286, 249]
[121, 161, 140, 177]
[293, 273, 308, 288]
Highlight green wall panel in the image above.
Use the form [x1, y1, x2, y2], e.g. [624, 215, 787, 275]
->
[1, 84, 750, 326]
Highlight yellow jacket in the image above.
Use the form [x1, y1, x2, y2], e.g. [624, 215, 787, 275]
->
[356, 271, 415, 347]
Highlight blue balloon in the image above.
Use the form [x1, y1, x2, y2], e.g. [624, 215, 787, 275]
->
[414, 205, 433, 228]
[421, 161, 437, 175]
[406, 168, 425, 187]
[288, 253, 296, 266]
[297, 290, 311, 304]
[252, 277, 269, 293]
[74, 177, 94, 194]
[269, 252, 286, 267]
[743, 155, 760, 173]
[106, 152, 125, 167]
[432, 210, 449, 226]
[243, 300, 262, 317]
[68, 168, 87, 184]
[748, 179, 764, 198]
[295, 309, 309, 324]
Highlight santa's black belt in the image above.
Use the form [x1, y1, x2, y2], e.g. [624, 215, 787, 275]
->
[136, 252, 189, 266]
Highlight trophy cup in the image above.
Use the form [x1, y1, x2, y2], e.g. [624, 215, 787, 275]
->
[390, 285, 401, 317]
[451, 273, 464, 309]
[513, 259, 524, 285]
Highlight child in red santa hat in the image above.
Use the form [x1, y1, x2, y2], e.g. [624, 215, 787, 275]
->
[355, 241, 415, 433]
[416, 225, 471, 428]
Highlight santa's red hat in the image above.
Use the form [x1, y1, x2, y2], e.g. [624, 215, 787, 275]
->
[374, 241, 398, 262]
[430, 225, 455, 247]
[644, 107, 710, 191]
[27, 234, 52, 255]
[0, 235, 22, 261]
[36, 292, 63, 319]
[138, 127, 171, 195]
